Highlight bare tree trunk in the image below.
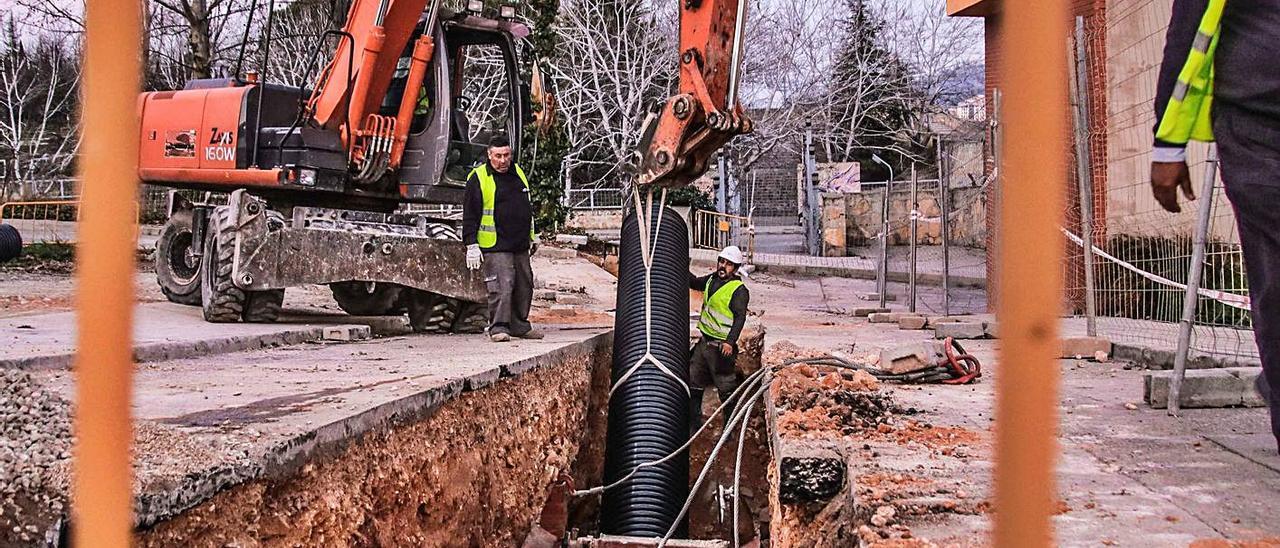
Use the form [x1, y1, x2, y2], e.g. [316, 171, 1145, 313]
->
[186, 0, 213, 79]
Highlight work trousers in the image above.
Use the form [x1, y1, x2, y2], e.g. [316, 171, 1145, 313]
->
[1215, 103, 1280, 451]
[688, 336, 742, 435]
[482, 251, 533, 337]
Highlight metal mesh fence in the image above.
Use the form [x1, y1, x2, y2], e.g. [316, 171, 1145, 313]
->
[1061, 3, 1257, 363]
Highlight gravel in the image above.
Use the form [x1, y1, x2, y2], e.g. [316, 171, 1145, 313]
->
[1, 368, 72, 545]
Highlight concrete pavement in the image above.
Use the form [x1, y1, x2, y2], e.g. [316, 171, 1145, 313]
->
[749, 271, 1279, 545]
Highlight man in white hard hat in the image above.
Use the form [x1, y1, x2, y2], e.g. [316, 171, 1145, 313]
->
[688, 245, 751, 432]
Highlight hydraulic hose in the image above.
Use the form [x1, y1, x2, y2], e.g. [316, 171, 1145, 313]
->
[601, 198, 692, 538]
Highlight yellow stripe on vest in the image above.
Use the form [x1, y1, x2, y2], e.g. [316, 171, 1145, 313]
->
[471, 164, 537, 249]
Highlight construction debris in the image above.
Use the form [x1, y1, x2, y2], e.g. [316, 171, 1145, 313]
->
[0, 370, 71, 546]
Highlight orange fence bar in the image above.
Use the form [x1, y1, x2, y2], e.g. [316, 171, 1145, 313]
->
[72, 0, 142, 546]
[994, 1, 1068, 547]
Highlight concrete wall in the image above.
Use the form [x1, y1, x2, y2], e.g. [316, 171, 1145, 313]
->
[822, 187, 988, 255]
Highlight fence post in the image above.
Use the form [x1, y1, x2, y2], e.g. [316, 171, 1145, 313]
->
[803, 126, 821, 256]
[939, 139, 951, 317]
[1071, 16, 1098, 337]
[879, 176, 892, 309]
[1169, 146, 1220, 416]
[909, 164, 919, 314]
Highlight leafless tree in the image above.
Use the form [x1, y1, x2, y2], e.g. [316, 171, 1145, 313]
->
[548, 0, 677, 187]
[0, 23, 80, 196]
[725, 0, 837, 173]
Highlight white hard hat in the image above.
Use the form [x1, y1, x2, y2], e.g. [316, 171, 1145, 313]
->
[718, 245, 745, 265]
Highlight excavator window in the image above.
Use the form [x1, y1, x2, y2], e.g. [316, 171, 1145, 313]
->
[439, 26, 521, 185]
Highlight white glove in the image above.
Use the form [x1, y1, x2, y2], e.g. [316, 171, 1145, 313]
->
[530, 234, 541, 256]
[466, 244, 482, 270]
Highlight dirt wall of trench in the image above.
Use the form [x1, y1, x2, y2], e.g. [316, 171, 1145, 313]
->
[137, 336, 614, 547]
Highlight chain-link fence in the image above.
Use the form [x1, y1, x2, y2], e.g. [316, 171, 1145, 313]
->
[1061, 6, 1256, 363]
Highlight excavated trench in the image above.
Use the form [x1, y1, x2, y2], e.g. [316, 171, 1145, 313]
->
[132, 206, 788, 546]
[132, 326, 778, 547]
[136, 335, 616, 547]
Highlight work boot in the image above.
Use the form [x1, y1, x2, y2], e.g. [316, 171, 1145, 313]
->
[516, 330, 546, 340]
[491, 332, 511, 343]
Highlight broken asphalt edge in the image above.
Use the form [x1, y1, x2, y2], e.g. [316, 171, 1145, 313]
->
[132, 330, 614, 530]
[0, 321, 396, 372]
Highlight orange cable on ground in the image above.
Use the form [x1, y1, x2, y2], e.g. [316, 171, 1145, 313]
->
[994, 2, 1069, 547]
[72, 0, 143, 546]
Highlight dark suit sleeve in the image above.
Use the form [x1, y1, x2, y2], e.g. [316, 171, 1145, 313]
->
[1154, 0, 1209, 149]
[462, 173, 482, 246]
[726, 285, 750, 345]
[690, 273, 711, 291]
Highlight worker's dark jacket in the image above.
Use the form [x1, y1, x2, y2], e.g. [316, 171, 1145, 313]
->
[689, 272, 749, 345]
[462, 162, 533, 253]
[1154, 0, 1280, 154]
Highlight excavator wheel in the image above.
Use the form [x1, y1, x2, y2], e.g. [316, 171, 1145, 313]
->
[451, 300, 488, 334]
[242, 288, 285, 323]
[155, 210, 202, 306]
[200, 206, 244, 323]
[330, 281, 405, 316]
[407, 290, 456, 334]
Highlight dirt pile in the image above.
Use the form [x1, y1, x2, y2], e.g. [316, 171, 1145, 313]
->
[769, 345, 902, 439]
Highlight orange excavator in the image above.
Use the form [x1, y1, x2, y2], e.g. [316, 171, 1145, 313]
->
[137, 0, 750, 331]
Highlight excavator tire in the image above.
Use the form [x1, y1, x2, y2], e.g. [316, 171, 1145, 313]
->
[407, 290, 456, 334]
[330, 281, 405, 316]
[155, 210, 202, 306]
[451, 300, 488, 334]
[242, 288, 285, 323]
[200, 206, 245, 323]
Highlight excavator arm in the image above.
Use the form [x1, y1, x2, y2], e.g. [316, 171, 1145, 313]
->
[636, 0, 753, 188]
[307, 0, 442, 183]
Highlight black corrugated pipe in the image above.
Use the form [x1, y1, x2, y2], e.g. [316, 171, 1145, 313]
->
[601, 198, 692, 538]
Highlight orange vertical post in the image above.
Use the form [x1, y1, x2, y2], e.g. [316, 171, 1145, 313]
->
[994, 1, 1068, 547]
[73, 0, 142, 546]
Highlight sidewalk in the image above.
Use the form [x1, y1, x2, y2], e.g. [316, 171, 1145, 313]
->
[691, 247, 989, 289]
[751, 271, 1279, 545]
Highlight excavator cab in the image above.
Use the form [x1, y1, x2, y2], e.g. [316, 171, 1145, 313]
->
[386, 10, 530, 204]
[136, 8, 530, 211]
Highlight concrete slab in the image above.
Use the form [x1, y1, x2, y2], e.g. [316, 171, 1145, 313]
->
[898, 315, 928, 330]
[852, 307, 890, 317]
[934, 321, 985, 340]
[1205, 434, 1280, 474]
[1144, 367, 1265, 409]
[869, 312, 905, 324]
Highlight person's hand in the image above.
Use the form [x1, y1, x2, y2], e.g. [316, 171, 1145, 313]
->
[1151, 161, 1195, 213]
[466, 244, 482, 270]
[530, 234, 541, 256]
[720, 342, 734, 357]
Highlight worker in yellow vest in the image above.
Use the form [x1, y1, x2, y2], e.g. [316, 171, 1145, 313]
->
[462, 134, 543, 343]
[1153, 0, 1280, 452]
[688, 245, 751, 431]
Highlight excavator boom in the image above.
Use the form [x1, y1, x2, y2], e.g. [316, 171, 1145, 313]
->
[636, 0, 753, 188]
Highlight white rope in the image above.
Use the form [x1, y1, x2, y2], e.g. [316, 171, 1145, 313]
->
[610, 186, 691, 399]
[573, 367, 768, 498]
[1060, 227, 1251, 311]
[660, 383, 768, 548]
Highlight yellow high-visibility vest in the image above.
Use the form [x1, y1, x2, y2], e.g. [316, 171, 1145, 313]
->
[698, 278, 743, 341]
[1155, 0, 1225, 144]
[471, 164, 536, 249]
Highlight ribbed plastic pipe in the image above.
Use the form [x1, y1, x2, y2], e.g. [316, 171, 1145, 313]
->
[600, 200, 692, 538]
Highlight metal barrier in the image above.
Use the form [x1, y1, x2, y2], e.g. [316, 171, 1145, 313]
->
[0, 200, 81, 245]
[692, 209, 754, 262]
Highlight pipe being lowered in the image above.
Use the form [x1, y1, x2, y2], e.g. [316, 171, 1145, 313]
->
[601, 198, 692, 538]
